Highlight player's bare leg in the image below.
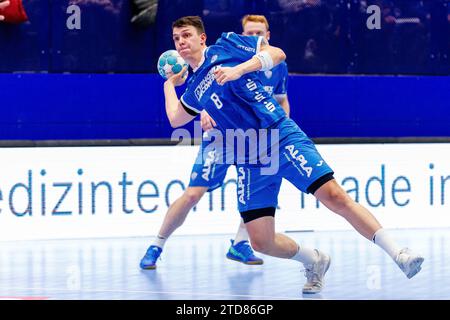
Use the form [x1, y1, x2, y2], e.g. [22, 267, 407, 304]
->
[226, 218, 264, 265]
[245, 215, 330, 293]
[158, 187, 207, 239]
[140, 186, 263, 268]
[140, 187, 206, 269]
[314, 179, 424, 279]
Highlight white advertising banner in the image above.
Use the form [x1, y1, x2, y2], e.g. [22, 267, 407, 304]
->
[0, 143, 449, 241]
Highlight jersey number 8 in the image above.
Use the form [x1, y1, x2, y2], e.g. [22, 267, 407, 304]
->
[210, 93, 223, 109]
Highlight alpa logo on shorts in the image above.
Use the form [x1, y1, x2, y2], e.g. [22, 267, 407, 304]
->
[285, 145, 313, 178]
[201, 150, 218, 181]
[237, 167, 246, 205]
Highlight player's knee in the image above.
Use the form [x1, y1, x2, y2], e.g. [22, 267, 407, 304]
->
[250, 236, 271, 254]
[325, 187, 352, 214]
[183, 189, 204, 206]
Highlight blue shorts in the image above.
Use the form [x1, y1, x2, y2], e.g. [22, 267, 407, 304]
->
[236, 118, 334, 213]
[188, 137, 231, 192]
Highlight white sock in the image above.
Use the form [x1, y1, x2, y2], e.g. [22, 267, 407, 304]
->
[290, 244, 319, 265]
[152, 235, 167, 249]
[372, 228, 401, 260]
[233, 219, 249, 244]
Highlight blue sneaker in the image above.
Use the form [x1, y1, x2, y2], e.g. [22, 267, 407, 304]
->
[140, 245, 162, 269]
[226, 240, 263, 265]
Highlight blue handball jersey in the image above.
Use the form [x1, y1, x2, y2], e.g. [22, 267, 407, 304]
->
[180, 32, 287, 133]
[258, 61, 288, 99]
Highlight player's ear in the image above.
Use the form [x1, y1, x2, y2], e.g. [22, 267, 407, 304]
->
[266, 31, 271, 42]
[200, 33, 207, 45]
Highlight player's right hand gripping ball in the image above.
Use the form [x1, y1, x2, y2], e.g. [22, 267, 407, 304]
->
[157, 50, 189, 80]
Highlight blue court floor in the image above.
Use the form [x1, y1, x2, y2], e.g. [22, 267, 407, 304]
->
[0, 228, 447, 300]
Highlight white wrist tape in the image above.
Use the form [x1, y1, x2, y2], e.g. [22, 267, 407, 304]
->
[254, 51, 274, 71]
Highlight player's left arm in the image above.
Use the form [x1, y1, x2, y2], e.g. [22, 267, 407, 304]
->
[274, 64, 290, 116]
[276, 95, 290, 117]
[214, 38, 286, 85]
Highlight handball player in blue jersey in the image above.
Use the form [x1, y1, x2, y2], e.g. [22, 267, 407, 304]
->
[140, 15, 290, 270]
[141, 16, 424, 293]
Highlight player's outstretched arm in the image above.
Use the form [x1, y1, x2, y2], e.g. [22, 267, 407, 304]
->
[215, 39, 286, 86]
[0, 1, 11, 21]
[276, 95, 290, 117]
[164, 67, 196, 128]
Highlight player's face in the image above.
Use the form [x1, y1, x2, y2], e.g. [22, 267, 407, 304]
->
[242, 22, 270, 41]
[172, 26, 205, 61]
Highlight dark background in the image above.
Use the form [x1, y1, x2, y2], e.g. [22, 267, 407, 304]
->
[0, 0, 449, 141]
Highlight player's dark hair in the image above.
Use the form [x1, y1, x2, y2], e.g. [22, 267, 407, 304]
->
[172, 16, 205, 35]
